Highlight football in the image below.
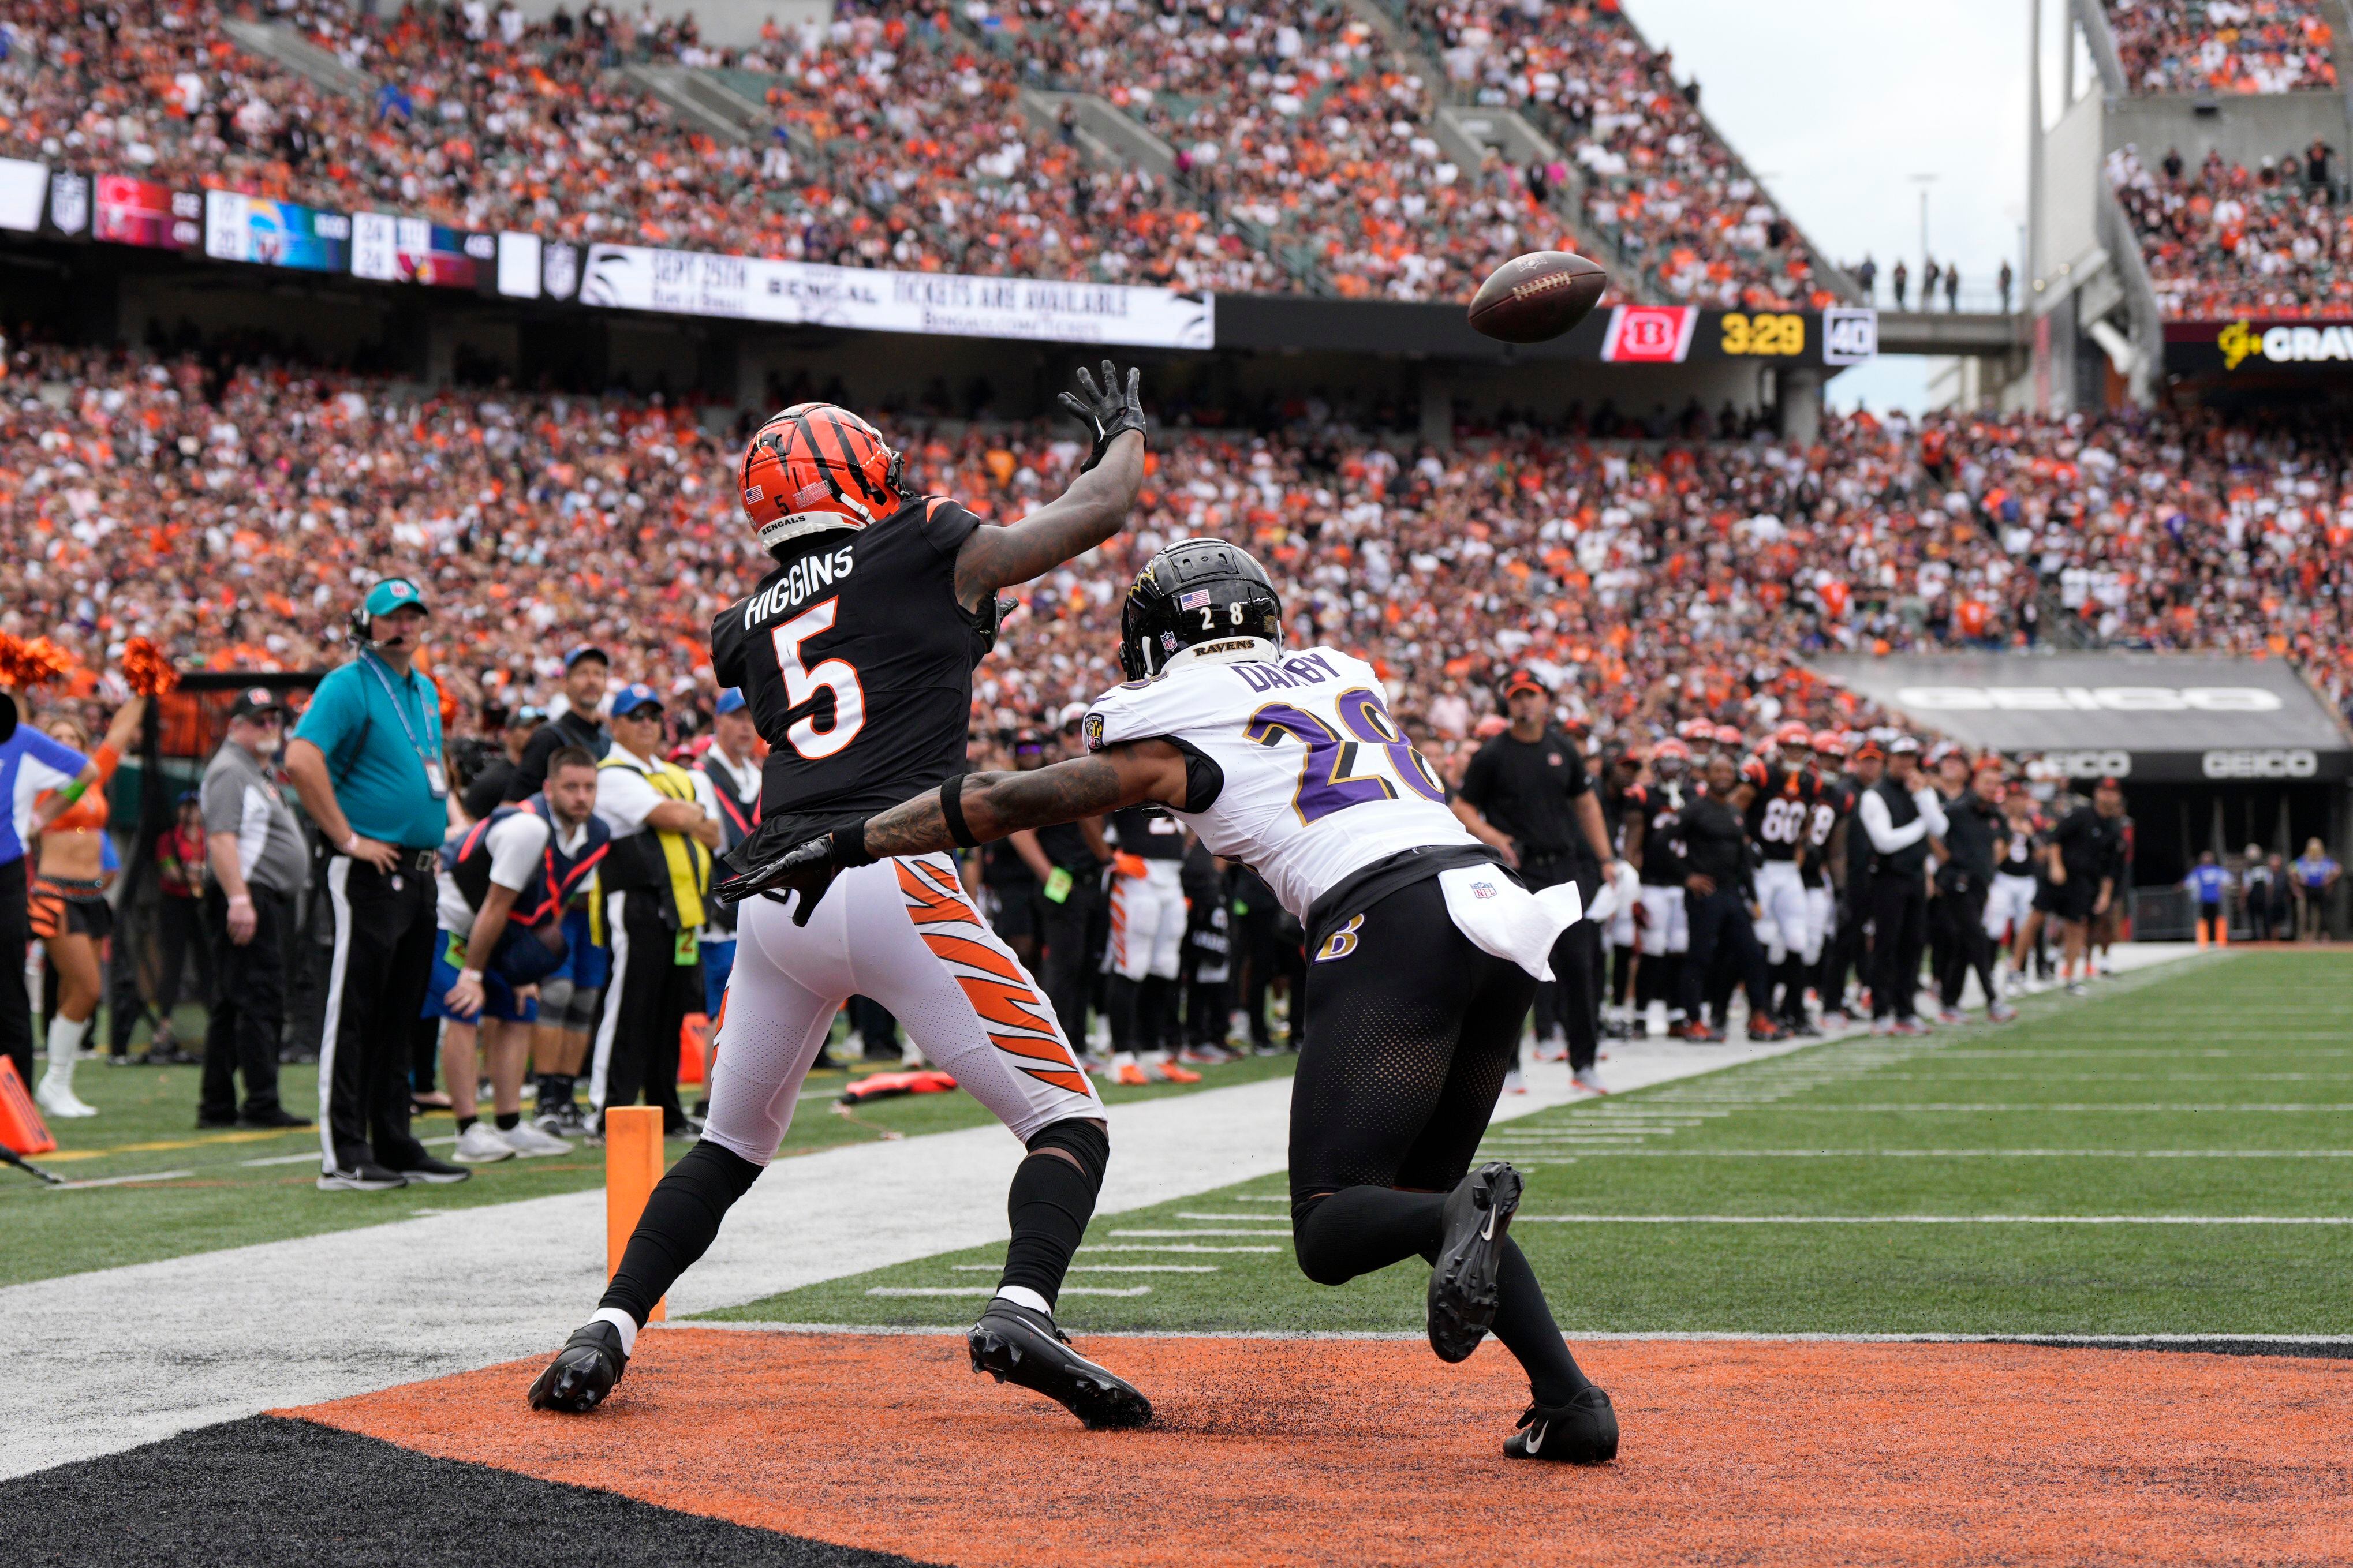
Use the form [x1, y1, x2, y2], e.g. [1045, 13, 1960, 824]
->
[1466, 250, 1609, 343]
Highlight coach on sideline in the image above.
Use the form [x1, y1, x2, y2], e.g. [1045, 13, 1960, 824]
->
[285, 578, 469, 1191]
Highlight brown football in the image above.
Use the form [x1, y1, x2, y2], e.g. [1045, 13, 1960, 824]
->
[1467, 251, 1608, 344]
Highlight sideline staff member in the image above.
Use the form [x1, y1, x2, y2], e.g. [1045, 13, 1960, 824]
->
[591, 684, 720, 1135]
[286, 578, 469, 1191]
[198, 689, 312, 1129]
[1452, 669, 1619, 1089]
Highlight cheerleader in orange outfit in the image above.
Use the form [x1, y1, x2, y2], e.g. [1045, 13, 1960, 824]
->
[31, 697, 145, 1118]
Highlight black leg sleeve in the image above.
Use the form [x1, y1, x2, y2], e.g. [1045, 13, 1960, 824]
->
[1291, 1187, 1447, 1286]
[599, 1139, 764, 1326]
[1490, 1236, 1592, 1406]
[997, 1119, 1109, 1309]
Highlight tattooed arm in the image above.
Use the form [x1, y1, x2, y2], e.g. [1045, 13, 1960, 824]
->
[950, 362, 1146, 612]
[864, 743, 1189, 859]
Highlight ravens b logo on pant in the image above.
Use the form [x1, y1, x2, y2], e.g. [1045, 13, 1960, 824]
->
[1316, 915, 1364, 963]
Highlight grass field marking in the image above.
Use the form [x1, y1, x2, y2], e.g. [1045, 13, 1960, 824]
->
[1077, 1244, 1282, 1253]
[1230, 1195, 1288, 1202]
[48, 1169, 197, 1189]
[662, 1321, 2353, 1353]
[1108, 1227, 1291, 1237]
[1507, 1148, 2353, 1158]
[1868, 1072, 2340, 1082]
[864, 1285, 1153, 1298]
[1792, 1103, 2353, 1113]
[948, 1263, 1220, 1273]
[1515, 1214, 2353, 1225]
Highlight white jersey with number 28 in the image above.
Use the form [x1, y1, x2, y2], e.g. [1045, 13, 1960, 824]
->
[1082, 647, 1481, 921]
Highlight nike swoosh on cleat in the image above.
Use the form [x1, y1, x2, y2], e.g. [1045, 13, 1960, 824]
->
[1526, 1420, 1547, 1454]
[1481, 1206, 1499, 1242]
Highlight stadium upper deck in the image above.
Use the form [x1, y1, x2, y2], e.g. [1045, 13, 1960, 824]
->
[0, 0, 1831, 308]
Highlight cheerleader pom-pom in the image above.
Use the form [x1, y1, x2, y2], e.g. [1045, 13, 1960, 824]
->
[121, 637, 181, 697]
[0, 633, 76, 690]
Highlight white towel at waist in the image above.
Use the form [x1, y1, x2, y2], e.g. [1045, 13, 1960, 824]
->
[1437, 864, 1585, 981]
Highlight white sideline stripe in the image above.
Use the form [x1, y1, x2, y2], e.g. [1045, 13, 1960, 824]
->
[950, 1263, 1218, 1273]
[1079, 1244, 1280, 1253]
[0, 941, 2212, 1477]
[1516, 1214, 2353, 1225]
[664, 1322, 2353, 1350]
[865, 1286, 1153, 1298]
[1229, 1195, 1288, 1202]
[1721, 1103, 2353, 1113]
[1110, 1228, 1292, 1237]
[48, 1170, 197, 1190]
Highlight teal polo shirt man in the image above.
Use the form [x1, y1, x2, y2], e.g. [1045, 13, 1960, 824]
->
[286, 577, 469, 1191]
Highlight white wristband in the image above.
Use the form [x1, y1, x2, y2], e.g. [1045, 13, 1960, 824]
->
[341, 833, 363, 856]
[227, 893, 253, 908]
[458, 968, 484, 985]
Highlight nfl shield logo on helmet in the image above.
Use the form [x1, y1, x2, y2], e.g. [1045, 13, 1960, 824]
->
[1082, 713, 1107, 751]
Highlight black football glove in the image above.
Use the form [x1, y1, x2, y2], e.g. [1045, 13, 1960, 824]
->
[1058, 359, 1146, 472]
[710, 822, 874, 926]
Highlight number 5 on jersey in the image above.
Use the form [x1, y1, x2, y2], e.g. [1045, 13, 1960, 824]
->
[770, 598, 866, 760]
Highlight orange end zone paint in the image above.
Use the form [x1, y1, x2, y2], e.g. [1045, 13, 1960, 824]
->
[288, 1332, 2353, 1566]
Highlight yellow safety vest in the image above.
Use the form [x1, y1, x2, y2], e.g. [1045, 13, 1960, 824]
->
[596, 753, 711, 934]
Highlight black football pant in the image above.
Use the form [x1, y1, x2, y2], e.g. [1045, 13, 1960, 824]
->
[319, 853, 438, 1171]
[200, 886, 291, 1120]
[1286, 876, 1589, 1405]
[1934, 882, 1996, 1009]
[1524, 860, 1600, 1071]
[1866, 873, 1929, 1021]
[0, 859, 30, 1090]
[1682, 889, 1770, 1024]
[595, 890, 697, 1134]
[1038, 877, 1100, 1050]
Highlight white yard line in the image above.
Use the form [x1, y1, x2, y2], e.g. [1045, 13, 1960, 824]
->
[1514, 1214, 2353, 1225]
[0, 942, 2206, 1478]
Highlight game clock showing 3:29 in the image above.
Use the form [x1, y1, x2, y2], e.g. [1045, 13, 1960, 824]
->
[1720, 312, 1806, 356]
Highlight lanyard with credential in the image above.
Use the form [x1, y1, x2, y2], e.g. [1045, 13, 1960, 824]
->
[360, 652, 448, 800]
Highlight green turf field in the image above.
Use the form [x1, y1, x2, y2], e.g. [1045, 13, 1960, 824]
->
[709, 950, 2353, 1337]
[0, 1039, 1295, 1287]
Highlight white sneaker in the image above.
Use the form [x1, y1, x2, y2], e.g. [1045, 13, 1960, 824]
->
[1532, 1034, 1569, 1064]
[502, 1121, 573, 1158]
[35, 1077, 98, 1118]
[1502, 1068, 1529, 1095]
[899, 1041, 925, 1069]
[450, 1122, 517, 1163]
[1571, 1065, 1608, 1095]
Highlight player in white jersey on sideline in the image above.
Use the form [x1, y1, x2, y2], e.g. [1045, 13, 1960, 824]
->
[735, 538, 1619, 1465]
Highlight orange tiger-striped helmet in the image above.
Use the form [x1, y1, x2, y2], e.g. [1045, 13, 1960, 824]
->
[738, 403, 906, 552]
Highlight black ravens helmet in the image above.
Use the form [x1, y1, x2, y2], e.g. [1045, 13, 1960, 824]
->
[1118, 537, 1284, 682]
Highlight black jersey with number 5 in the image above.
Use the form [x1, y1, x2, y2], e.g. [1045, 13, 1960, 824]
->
[711, 495, 985, 845]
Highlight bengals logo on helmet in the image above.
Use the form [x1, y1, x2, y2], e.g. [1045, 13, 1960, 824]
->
[738, 403, 907, 552]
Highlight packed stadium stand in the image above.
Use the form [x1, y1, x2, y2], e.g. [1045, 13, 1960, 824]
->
[0, 0, 1840, 306]
[2106, 141, 2352, 320]
[2102, 0, 2339, 95]
[7, 342, 2350, 768]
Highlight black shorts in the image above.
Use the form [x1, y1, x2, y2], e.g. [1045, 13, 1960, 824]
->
[2049, 876, 2099, 925]
[2031, 878, 2063, 916]
[1288, 873, 1538, 1203]
[30, 878, 112, 942]
[982, 882, 1041, 944]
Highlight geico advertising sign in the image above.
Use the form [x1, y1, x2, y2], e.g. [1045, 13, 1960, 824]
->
[2218, 320, 2353, 369]
[2203, 749, 2319, 779]
[1894, 686, 2283, 713]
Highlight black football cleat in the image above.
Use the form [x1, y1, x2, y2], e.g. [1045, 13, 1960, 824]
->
[1504, 1386, 1619, 1464]
[1428, 1161, 1524, 1364]
[968, 1301, 1152, 1429]
[527, 1320, 629, 1413]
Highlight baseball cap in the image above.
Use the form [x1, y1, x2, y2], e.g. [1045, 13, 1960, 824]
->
[563, 644, 610, 671]
[362, 577, 428, 618]
[1502, 668, 1548, 699]
[506, 704, 543, 731]
[1853, 739, 1887, 762]
[714, 687, 748, 717]
[611, 683, 664, 719]
[1058, 702, 1089, 732]
[227, 686, 286, 721]
[1888, 735, 1922, 755]
[2095, 775, 2124, 792]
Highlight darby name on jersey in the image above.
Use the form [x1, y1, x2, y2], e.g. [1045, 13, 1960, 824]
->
[1231, 650, 1344, 691]
[742, 543, 858, 628]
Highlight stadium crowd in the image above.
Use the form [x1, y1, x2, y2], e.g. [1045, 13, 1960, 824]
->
[2108, 142, 2353, 320]
[1395, 0, 1842, 310]
[0, 0, 1837, 305]
[7, 342, 2353, 754]
[2103, 0, 2339, 96]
